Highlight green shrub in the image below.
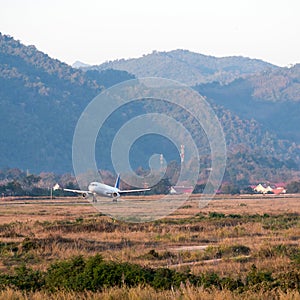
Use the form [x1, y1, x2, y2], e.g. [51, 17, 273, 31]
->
[209, 212, 225, 219]
[221, 277, 244, 291]
[204, 245, 250, 260]
[45, 255, 86, 291]
[246, 264, 274, 289]
[277, 270, 300, 292]
[228, 214, 242, 219]
[11, 264, 45, 291]
[21, 238, 39, 252]
[200, 273, 221, 289]
[0, 254, 298, 293]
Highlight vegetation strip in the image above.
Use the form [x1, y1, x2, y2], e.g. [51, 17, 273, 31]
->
[0, 254, 299, 293]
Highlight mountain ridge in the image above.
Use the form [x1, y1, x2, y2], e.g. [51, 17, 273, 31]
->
[84, 49, 279, 85]
[0, 33, 299, 183]
[0, 33, 135, 173]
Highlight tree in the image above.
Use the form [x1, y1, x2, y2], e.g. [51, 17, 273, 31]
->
[22, 175, 41, 190]
[4, 180, 24, 196]
[286, 181, 300, 193]
[221, 184, 240, 195]
[193, 184, 206, 194]
[241, 186, 255, 194]
[150, 178, 171, 195]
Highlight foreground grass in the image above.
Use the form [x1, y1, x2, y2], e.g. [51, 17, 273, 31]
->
[0, 196, 299, 298]
[0, 287, 299, 300]
[0, 253, 299, 297]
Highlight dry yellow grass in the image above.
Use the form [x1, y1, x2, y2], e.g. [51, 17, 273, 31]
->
[0, 194, 299, 297]
[0, 286, 299, 300]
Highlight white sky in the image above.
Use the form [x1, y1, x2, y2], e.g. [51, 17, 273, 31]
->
[0, 0, 299, 67]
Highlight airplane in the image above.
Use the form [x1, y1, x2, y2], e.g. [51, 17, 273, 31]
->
[54, 174, 150, 202]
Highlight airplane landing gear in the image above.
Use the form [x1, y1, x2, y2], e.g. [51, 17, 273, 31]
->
[92, 193, 97, 203]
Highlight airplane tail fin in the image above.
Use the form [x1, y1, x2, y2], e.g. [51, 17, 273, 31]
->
[114, 174, 121, 189]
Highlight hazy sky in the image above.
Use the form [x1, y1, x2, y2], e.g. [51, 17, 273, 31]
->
[0, 0, 299, 66]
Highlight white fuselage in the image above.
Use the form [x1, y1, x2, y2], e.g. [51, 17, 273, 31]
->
[61, 175, 150, 202]
[88, 182, 120, 198]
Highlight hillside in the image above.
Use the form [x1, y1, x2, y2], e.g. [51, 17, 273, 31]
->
[249, 64, 300, 102]
[195, 64, 300, 144]
[0, 33, 299, 182]
[85, 49, 278, 85]
[0, 33, 134, 173]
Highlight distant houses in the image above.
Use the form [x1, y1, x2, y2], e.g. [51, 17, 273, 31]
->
[171, 183, 288, 195]
[272, 187, 287, 195]
[252, 183, 286, 195]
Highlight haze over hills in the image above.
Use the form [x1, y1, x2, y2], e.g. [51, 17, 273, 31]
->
[195, 64, 300, 145]
[72, 61, 91, 69]
[84, 49, 300, 151]
[0, 33, 134, 173]
[84, 49, 300, 103]
[0, 33, 299, 184]
[85, 49, 279, 85]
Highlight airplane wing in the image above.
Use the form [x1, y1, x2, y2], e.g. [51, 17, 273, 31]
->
[63, 188, 92, 194]
[119, 188, 151, 194]
[53, 184, 91, 195]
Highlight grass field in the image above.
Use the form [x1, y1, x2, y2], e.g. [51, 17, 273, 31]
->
[0, 194, 299, 299]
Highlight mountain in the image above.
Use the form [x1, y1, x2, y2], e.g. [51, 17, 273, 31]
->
[195, 64, 300, 144]
[83, 49, 300, 170]
[0, 33, 299, 183]
[72, 61, 91, 69]
[0, 33, 134, 173]
[84, 49, 279, 85]
[248, 64, 300, 102]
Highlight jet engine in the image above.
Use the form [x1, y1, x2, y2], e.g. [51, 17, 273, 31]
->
[112, 192, 120, 199]
[82, 192, 90, 198]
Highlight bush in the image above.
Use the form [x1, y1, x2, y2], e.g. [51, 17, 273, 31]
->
[209, 212, 225, 219]
[11, 264, 45, 291]
[0, 254, 299, 293]
[246, 265, 274, 288]
[204, 245, 251, 260]
[228, 214, 242, 219]
[21, 238, 39, 252]
[45, 255, 86, 291]
[286, 181, 300, 193]
[277, 270, 300, 292]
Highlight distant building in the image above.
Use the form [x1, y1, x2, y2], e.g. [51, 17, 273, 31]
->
[253, 183, 286, 195]
[170, 186, 193, 194]
[274, 183, 286, 189]
[272, 187, 286, 195]
[253, 184, 270, 194]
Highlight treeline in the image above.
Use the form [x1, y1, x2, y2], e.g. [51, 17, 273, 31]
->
[286, 181, 300, 193]
[0, 180, 75, 197]
[1, 167, 300, 196]
[0, 168, 173, 197]
[0, 168, 76, 197]
[0, 254, 299, 293]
